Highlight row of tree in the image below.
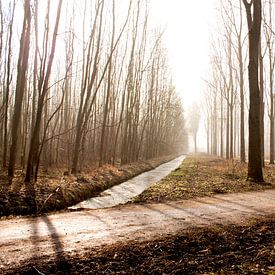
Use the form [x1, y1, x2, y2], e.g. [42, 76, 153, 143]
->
[0, 0, 187, 182]
[203, 0, 274, 181]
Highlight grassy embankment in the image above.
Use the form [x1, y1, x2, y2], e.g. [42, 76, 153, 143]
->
[0, 155, 177, 217]
[133, 153, 275, 203]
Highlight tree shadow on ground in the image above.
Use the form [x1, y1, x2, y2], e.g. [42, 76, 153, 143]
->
[29, 215, 70, 274]
[0, 176, 10, 216]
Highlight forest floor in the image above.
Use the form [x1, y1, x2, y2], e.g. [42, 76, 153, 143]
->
[133, 153, 275, 203]
[0, 154, 274, 274]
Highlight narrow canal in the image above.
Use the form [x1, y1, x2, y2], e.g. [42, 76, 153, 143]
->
[70, 155, 185, 210]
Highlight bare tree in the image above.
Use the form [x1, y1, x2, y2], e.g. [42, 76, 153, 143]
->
[3, 1, 15, 168]
[242, 0, 264, 182]
[226, 0, 246, 162]
[0, 0, 187, 185]
[99, 0, 116, 166]
[188, 102, 201, 153]
[25, 0, 63, 182]
[264, 0, 275, 164]
[8, 0, 31, 178]
[71, 0, 132, 173]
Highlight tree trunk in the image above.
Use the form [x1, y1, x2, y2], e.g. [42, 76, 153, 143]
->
[269, 61, 274, 163]
[238, 35, 246, 162]
[99, 0, 115, 166]
[8, 0, 31, 178]
[25, 0, 63, 182]
[3, 2, 15, 168]
[243, 0, 264, 182]
[259, 41, 265, 167]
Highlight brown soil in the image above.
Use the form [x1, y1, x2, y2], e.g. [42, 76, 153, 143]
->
[133, 154, 275, 203]
[0, 155, 176, 217]
[0, 189, 274, 274]
[14, 216, 275, 275]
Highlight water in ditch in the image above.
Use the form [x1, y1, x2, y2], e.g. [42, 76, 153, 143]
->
[69, 155, 185, 210]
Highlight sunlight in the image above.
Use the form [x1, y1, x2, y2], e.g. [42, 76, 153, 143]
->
[150, 0, 218, 107]
[0, 0, 274, 272]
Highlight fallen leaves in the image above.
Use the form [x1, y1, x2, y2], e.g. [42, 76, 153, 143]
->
[9, 216, 275, 274]
[0, 155, 177, 217]
[133, 154, 275, 204]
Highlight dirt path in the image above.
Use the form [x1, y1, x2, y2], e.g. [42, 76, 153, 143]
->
[0, 189, 274, 273]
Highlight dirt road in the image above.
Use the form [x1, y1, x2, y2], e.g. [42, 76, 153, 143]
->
[0, 189, 274, 273]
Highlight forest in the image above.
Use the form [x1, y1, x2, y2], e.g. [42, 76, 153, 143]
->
[203, 0, 275, 182]
[0, 0, 274, 274]
[0, 0, 186, 182]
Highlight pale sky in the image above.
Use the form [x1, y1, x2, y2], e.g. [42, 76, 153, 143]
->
[11, 0, 217, 109]
[9, 0, 217, 152]
[150, 0, 218, 107]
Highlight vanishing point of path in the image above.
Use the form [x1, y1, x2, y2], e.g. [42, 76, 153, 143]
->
[0, 189, 275, 273]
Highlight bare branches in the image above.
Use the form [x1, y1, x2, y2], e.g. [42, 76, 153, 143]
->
[0, 0, 186, 182]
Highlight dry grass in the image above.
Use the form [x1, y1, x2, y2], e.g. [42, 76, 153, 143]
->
[133, 153, 275, 203]
[0, 155, 177, 217]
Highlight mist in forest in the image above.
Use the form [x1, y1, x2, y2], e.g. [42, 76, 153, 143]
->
[0, 0, 189, 183]
[0, 0, 273, 183]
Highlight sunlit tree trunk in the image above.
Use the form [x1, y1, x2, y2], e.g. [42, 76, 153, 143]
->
[220, 85, 224, 157]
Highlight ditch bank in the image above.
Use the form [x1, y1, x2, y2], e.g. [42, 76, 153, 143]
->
[70, 155, 185, 210]
[0, 155, 180, 217]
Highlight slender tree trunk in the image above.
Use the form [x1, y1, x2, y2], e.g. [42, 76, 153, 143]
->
[25, 0, 63, 182]
[213, 90, 217, 155]
[99, 0, 115, 166]
[238, 36, 246, 162]
[226, 96, 230, 159]
[259, 41, 265, 167]
[8, 0, 31, 178]
[3, 2, 15, 168]
[266, 0, 275, 164]
[220, 90, 224, 157]
[230, 104, 234, 159]
[269, 59, 274, 163]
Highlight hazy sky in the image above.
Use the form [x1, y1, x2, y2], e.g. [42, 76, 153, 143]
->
[11, 0, 217, 109]
[150, 0, 218, 107]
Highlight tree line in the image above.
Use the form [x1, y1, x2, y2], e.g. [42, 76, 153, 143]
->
[0, 0, 187, 183]
[203, 0, 274, 182]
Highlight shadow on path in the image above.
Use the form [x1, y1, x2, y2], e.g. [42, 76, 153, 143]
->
[30, 215, 69, 273]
